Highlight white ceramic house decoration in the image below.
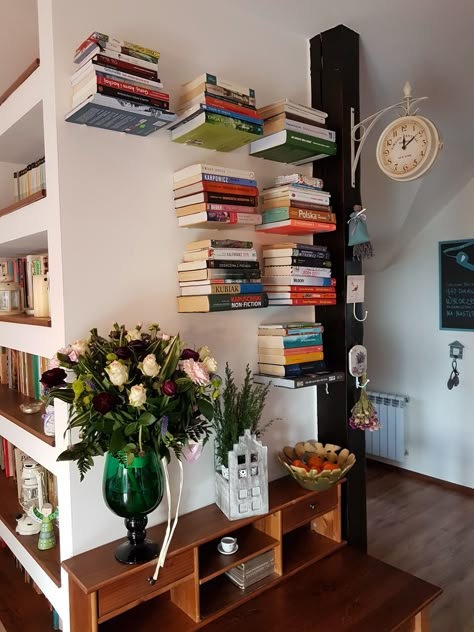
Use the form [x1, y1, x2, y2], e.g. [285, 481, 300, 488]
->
[215, 430, 269, 521]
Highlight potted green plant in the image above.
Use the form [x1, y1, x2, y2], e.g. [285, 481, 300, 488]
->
[213, 364, 274, 520]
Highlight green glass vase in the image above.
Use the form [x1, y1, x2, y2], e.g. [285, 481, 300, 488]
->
[103, 451, 164, 565]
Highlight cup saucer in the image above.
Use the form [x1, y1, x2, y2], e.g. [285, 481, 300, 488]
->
[217, 543, 239, 555]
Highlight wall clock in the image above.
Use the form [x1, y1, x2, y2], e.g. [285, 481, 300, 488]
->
[375, 115, 442, 181]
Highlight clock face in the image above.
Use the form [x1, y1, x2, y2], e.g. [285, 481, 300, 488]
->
[376, 115, 441, 181]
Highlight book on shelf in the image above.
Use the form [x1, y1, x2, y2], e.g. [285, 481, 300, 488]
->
[250, 130, 336, 163]
[262, 275, 335, 287]
[262, 207, 336, 224]
[77, 46, 159, 73]
[262, 245, 328, 258]
[177, 211, 262, 228]
[75, 31, 161, 65]
[175, 191, 257, 208]
[273, 173, 324, 188]
[180, 282, 263, 296]
[256, 219, 336, 235]
[176, 203, 257, 218]
[257, 360, 326, 377]
[183, 247, 257, 262]
[177, 93, 257, 119]
[174, 163, 256, 183]
[71, 60, 164, 89]
[178, 259, 259, 272]
[182, 73, 255, 98]
[91, 52, 160, 81]
[258, 322, 324, 336]
[257, 99, 328, 125]
[72, 74, 169, 110]
[262, 198, 332, 213]
[268, 297, 336, 306]
[65, 93, 175, 136]
[257, 345, 323, 357]
[13, 157, 45, 202]
[174, 181, 258, 199]
[261, 284, 335, 294]
[185, 239, 254, 251]
[253, 371, 344, 389]
[177, 293, 268, 313]
[257, 351, 324, 365]
[263, 266, 332, 278]
[174, 173, 257, 189]
[178, 83, 256, 109]
[262, 184, 331, 204]
[267, 291, 336, 300]
[178, 268, 261, 282]
[264, 256, 332, 268]
[171, 111, 262, 151]
[257, 333, 323, 348]
[263, 115, 336, 141]
[168, 103, 262, 131]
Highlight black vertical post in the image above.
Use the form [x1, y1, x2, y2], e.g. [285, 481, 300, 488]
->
[310, 25, 367, 550]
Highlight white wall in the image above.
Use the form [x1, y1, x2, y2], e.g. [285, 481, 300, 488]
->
[50, 0, 322, 554]
[365, 177, 474, 488]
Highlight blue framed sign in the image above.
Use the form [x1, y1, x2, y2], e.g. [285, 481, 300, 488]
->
[439, 239, 474, 331]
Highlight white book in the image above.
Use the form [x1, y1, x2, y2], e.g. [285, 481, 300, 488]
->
[282, 119, 336, 141]
[182, 73, 254, 97]
[259, 99, 327, 123]
[273, 174, 324, 188]
[178, 259, 258, 271]
[178, 212, 262, 228]
[180, 278, 260, 287]
[183, 248, 257, 262]
[264, 257, 330, 266]
[263, 276, 333, 287]
[263, 186, 331, 205]
[264, 266, 331, 278]
[77, 47, 159, 72]
[71, 62, 163, 89]
[175, 191, 256, 209]
[174, 163, 255, 183]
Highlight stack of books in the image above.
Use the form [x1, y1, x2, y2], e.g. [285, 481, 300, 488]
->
[174, 163, 262, 229]
[249, 99, 336, 164]
[261, 243, 336, 306]
[169, 73, 263, 151]
[66, 31, 176, 136]
[256, 173, 336, 235]
[13, 157, 46, 202]
[177, 239, 268, 312]
[256, 322, 326, 377]
[225, 550, 274, 589]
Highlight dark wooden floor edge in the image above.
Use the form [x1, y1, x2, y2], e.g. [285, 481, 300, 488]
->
[367, 458, 474, 497]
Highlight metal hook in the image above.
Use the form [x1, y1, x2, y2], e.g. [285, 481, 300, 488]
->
[353, 302, 368, 322]
[325, 383, 329, 395]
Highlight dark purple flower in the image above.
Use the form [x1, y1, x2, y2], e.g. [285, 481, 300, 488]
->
[115, 346, 131, 360]
[161, 380, 177, 396]
[40, 368, 67, 389]
[128, 339, 147, 352]
[92, 392, 114, 415]
[161, 416, 169, 434]
[180, 348, 199, 361]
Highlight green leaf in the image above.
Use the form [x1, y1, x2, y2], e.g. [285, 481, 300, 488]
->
[57, 449, 77, 462]
[124, 422, 138, 436]
[138, 412, 157, 426]
[198, 399, 214, 421]
[110, 429, 126, 453]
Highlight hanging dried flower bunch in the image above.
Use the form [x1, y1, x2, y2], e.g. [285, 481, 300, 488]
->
[349, 373, 380, 431]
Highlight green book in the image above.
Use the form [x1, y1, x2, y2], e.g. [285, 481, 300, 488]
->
[172, 111, 262, 152]
[249, 130, 337, 164]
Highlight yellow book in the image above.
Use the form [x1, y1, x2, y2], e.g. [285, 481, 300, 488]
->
[257, 352, 324, 365]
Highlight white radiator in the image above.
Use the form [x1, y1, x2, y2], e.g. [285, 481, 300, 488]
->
[365, 391, 409, 463]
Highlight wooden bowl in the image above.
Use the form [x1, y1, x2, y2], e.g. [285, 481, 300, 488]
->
[278, 441, 356, 491]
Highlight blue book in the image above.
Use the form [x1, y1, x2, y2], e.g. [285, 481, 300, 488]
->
[169, 103, 263, 131]
[258, 360, 327, 377]
[258, 334, 323, 349]
[202, 173, 257, 187]
[201, 104, 263, 125]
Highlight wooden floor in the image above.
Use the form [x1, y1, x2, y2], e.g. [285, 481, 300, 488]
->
[367, 461, 474, 632]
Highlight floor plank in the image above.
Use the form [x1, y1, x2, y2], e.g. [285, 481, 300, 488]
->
[367, 461, 474, 632]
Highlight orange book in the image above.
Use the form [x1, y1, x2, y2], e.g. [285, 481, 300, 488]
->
[256, 219, 336, 235]
[174, 181, 258, 199]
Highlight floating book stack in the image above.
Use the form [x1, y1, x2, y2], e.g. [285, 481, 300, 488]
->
[177, 240, 268, 312]
[174, 164, 262, 229]
[256, 322, 326, 377]
[261, 242, 336, 306]
[256, 173, 336, 235]
[249, 99, 336, 164]
[66, 31, 176, 136]
[169, 73, 263, 151]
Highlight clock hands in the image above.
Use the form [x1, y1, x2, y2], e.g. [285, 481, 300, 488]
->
[404, 132, 420, 149]
[402, 134, 406, 151]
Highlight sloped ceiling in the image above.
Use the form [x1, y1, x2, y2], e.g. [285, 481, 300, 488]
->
[1, 0, 472, 270]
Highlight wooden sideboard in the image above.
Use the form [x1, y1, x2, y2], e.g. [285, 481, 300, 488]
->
[63, 476, 345, 631]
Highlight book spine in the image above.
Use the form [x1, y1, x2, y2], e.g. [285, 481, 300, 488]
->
[204, 95, 257, 117]
[205, 260, 260, 269]
[265, 267, 331, 277]
[208, 293, 269, 311]
[262, 208, 336, 224]
[205, 193, 257, 206]
[202, 104, 263, 125]
[201, 182, 258, 196]
[96, 75, 168, 102]
[205, 111, 262, 135]
[264, 257, 332, 268]
[94, 53, 159, 81]
[268, 298, 337, 306]
[284, 119, 336, 141]
[274, 174, 324, 188]
[204, 248, 257, 259]
[202, 174, 257, 186]
[291, 249, 331, 260]
[204, 84, 256, 107]
[96, 84, 169, 109]
[287, 131, 337, 155]
[94, 65, 163, 88]
[204, 73, 255, 97]
[263, 276, 335, 286]
[180, 211, 262, 226]
[209, 283, 263, 294]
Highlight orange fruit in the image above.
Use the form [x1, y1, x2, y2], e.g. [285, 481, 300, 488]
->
[322, 462, 339, 471]
[307, 456, 324, 469]
[292, 459, 309, 471]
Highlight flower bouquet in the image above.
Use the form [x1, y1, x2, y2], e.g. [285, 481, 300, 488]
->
[42, 322, 220, 569]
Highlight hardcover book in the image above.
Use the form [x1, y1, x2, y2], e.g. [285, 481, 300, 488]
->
[256, 219, 336, 235]
[257, 361, 326, 377]
[175, 192, 257, 208]
[182, 73, 255, 98]
[176, 204, 257, 218]
[171, 112, 262, 152]
[180, 283, 263, 296]
[173, 164, 256, 182]
[177, 293, 269, 313]
[183, 248, 257, 262]
[257, 351, 324, 365]
[185, 239, 253, 251]
[250, 130, 336, 164]
[178, 211, 262, 228]
[174, 181, 258, 199]
[261, 208, 336, 224]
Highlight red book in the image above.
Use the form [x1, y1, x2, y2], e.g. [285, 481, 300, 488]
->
[94, 53, 159, 81]
[174, 181, 259, 199]
[96, 75, 168, 102]
[203, 95, 257, 118]
[268, 298, 337, 306]
[256, 219, 337, 235]
[264, 285, 336, 293]
[265, 292, 337, 299]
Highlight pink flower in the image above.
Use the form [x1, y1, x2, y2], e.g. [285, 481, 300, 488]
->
[179, 359, 210, 386]
[69, 350, 80, 362]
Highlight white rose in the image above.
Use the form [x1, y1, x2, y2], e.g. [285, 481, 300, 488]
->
[202, 356, 218, 374]
[129, 384, 147, 407]
[197, 345, 210, 361]
[71, 339, 88, 356]
[140, 354, 160, 378]
[105, 360, 129, 386]
[126, 327, 142, 342]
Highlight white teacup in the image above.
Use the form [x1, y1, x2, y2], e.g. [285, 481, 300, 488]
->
[220, 536, 237, 552]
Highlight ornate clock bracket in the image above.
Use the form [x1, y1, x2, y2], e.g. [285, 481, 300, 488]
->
[350, 81, 428, 187]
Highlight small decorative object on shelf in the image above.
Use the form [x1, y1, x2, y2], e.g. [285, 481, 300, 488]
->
[16, 459, 46, 536]
[213, 364, 275, 520]
[0, 282, 21, 315]
[177, 239, 268, 312]
[42, 404, 55, 436]
[278, 441, 356, 491]
[19, 400, 43, 414]
[66, 31, 176, 135]
[174, 163, 261, 229]
[256, 321, 326, 377]
[225, 550, 274, 589]
[348, 205, 374, 260]
[249, 99, 336, 164]
[261, 241, 336, 305]
[348, 345, 380, 431]
[32, 503, 59, 550]
[42, 322, 220, 568]
[169, 73, 263, 151]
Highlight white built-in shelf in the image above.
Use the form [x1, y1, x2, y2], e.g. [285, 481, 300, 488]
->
[0, 62, 43, 161]
[0, 199, 49, 249]
[0, 320, 57, 362]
